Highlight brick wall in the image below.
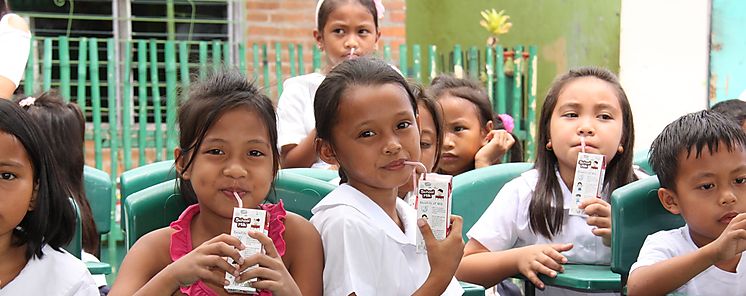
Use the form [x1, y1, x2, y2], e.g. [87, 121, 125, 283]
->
[244, 0, 407, 100]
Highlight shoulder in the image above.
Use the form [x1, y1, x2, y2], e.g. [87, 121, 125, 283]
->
[2, 14, 30, 33]
[282, 212, 323, 267]
[119, 227, 174, 275]
[281, 73, 325, 90]
[284, 212, 321, 242]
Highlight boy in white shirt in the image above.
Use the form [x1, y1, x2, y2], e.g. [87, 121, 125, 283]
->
[629, 110, 746, 295]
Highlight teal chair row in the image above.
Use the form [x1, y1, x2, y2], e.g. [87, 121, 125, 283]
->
[633, 149, 653, 175]
[119, 160, 177, 222]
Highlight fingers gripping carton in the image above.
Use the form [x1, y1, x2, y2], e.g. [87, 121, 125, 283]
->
[224, 207, 269, 294]
[415, 173, 453, 254]
[569, 152, 606, 217]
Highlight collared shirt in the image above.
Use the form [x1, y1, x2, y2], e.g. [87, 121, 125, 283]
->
[311, 184, 463, 296]
[0, 245, 98, 296]
[276, 72, 329, 168]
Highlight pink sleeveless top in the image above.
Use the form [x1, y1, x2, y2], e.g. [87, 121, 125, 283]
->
[169, 201, 288, 296]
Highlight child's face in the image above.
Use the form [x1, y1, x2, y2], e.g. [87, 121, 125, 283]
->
[661, 145, 746, 247]
[177, 107, 275, 218]
[549, 77, 624, 178]
[320, 83, 420, 196]
[0, 131, 36, 239]
[439, 95, 489, 175]
[315, 2, 380, 70]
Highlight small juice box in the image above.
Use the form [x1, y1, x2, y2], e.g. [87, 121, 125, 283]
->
[415, 173, 452, 254]
[569, 152, 606, 216]
[224, 208, 269, 294]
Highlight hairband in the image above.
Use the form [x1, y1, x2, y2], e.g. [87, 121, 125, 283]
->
[18, 97, 36, 107]
[497, 114, 514, 133]
[315, 0, 385, 29]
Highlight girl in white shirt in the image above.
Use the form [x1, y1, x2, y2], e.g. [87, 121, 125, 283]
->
[0, 99, 97, 295]
[277, 0, 382, 168]
[456, 67, 638, 291]
[311, 57, 464, 296]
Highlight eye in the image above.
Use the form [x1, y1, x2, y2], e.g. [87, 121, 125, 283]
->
[420, 142, 432, 149]
[561, 112, 578, 118]
[454, 126, 466, 132]
[359, 29, 371, 35]
[598, 114, 613, 120]
[397, 121, 411, 129]
[205, 149, 224, 155]
[331, 28, 345, 34]
[359, 130, 376, 138]
[735, 177, 746, 184]
[0, 172, 16, 180]
[698, 183, 715, 190]
[248, 150, 265, 157]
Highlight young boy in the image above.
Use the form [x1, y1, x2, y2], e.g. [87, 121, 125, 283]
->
[711, 99, 746, 131]
[628, 110, 746, 295]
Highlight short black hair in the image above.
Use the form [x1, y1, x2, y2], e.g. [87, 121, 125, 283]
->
[650, 110, 746, 189]
[711, 99, 746, 127]
[0, 99, 75, 260]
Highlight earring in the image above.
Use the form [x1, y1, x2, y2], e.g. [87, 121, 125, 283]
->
[545, 141, 553, 151]
[617, 145, 624, 154]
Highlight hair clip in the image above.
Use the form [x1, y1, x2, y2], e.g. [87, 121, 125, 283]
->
[497, 114, 514, 133]
[19, 97, 37, 107]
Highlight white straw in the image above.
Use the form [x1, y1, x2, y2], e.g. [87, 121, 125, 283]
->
[233, 191, 243, 208]
[349, 48, 355, 59]
[580, 135, 586, 153]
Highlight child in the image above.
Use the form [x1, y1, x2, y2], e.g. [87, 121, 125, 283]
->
[429, 75, 521, 176]
[0, 99, 98, 294]
[110, 70, 323, 296]
[398, 83, 444, 200]
[628, 110, 746, 295]
[711, 99, 746, 131]
[311, 57, 464, 295]
[457, 67, 637, 292]
[277, 0, 381, 169]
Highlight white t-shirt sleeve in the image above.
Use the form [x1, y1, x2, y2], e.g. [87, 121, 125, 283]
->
[629, 230, 678, 274]
[276, 77, 312, 149]
[467, 178, 523, 251]
[0, 14, 31, 87]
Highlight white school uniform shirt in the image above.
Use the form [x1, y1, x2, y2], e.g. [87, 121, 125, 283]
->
[468, 169, 614, 296]
[276, 72, 330, 168]
[630, 225, 746, 295]
[0, 13, 31, 87]
[311, 184, 464, 296]
[0, 244, 99, 296]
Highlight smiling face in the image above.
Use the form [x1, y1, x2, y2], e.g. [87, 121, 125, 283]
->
[660, 144, 746, 247]
[177, 107, 275, 219]
[315, 1, 380, 71]
[319, 83, 420, 198]
[549, 77, 624, 185]
[0, 131, 35, 243]
[439, 95, 489, 175]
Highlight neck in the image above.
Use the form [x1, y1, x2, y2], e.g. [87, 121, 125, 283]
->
[347, 181, 402, 229]
[0, 233, 30, 288]
[190, 205, 233, 245]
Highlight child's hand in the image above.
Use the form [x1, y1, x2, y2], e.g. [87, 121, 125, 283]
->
[708, 213, 746, 262]
[516, 243, 573, 289]
[579, 198, 612, 246]
[419, 215, 465, 281]
[235, 231, 301, 296]
[474, 130, 515, 168]
[164, 233, 245, 288]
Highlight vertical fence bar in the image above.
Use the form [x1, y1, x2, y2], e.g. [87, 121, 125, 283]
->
[89, 38, 103, 169]
[412, 44, 421, 82]
[212, 40, 222, 72]
[165, 41, 178, 159]
[297, 44, 304, 75]
[24, 37, 35, 96]
[179, 41, 191, 100]
[42, 38, 52, 91]
[106, 38, 119, 184]
[252, 43, 260, 79]
[238, 43, 247, 75]
[526, 45, 538, 161]
[223, 40, 230, 65]
[383, 44, 391, 64]
[59, 36, 71, 101]
[262, 44, 270, 95]
[76, 38, 88, 119]
[288, 44, 297, 77]
[512, 46, 524, 134]
[399, 44, 408, 78]
[149, 40, 163, 162]
[495, 45, 506, 115]
[122, 40, 133, 171]
[312, 45, 321, 73]
[486, 46, 494, 108]
[428, 45, 437, 83]
[453, 44, 463, 78]
[275, 43, 283, 97]
[137, 40, 148, 166]
[468, 46, 478, 79]
[198, 41, 208, 79]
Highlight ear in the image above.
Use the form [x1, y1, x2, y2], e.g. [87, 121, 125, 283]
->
[657, 188, 681, 215]
[374, 31, 381, 51]
[485, 120, 494, 132]
[313, 29, 324, 52]
[317, 138, 339, 166]
[174, 148, 190, 180]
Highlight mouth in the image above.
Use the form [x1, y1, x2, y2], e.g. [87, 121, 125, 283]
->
[383, 159, 407, 170]
[440, 153, 458, 162]
[221, 187, 248, 200]
[719, 211, 739, 224]
[574, 143, 599, 152]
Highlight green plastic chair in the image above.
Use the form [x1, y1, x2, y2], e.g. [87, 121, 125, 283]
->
[452, 162, 534, 238]
[610, 176, 685, 289]
[119, 160, 177, 223]
[280, 167, 339, 182]
[269, 171, 338, 220]
[64, 198, 82, 258]
[84, 166, 112, 236]
[633, 149, 653, 175]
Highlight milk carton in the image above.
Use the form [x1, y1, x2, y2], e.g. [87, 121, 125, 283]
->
[569, 152, 606, 216]
[224, 208, 269, 294]
[415, 173, 452, 254]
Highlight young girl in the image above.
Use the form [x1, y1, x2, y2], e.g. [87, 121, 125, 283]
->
[397, 83, 444, 200]
[277, 0, 381, 168]
[310, 57, 464, 295]
[456, 67, 637, 292]
[429, 75, 522, 176]
[0, 99, 98, 294]
[16, 91, 108, 289]
[110, 70, 323, 296]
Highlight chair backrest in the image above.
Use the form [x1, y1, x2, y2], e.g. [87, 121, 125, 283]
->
[610, 176, 685, 278]
[124, 179, 187, 250]
[120, 160, 177, 223]
[452, 162, 534, 238]
[83, 166, 112, 235]
[280, 167, 340, 182]
[64, 198, 83, 259]
[633, 149, 653, 175]
[269, 171, 338, 219]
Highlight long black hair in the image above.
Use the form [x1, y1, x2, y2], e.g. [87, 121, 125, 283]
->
[0, 99, 76, 260]
[0, 1, 9, 19]
[531, 67, 636, 238]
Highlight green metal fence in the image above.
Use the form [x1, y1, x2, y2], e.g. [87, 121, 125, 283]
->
[20, 37, 538, 173]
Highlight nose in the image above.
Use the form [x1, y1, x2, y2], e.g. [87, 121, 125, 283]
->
[577, 117, 595, 136]
[383, 136, 402, 156]
[443, 132, 456, 151]
[719, 189, 738, 206]
[223, 159, 248, 179]
[344, 36, 359, 49]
